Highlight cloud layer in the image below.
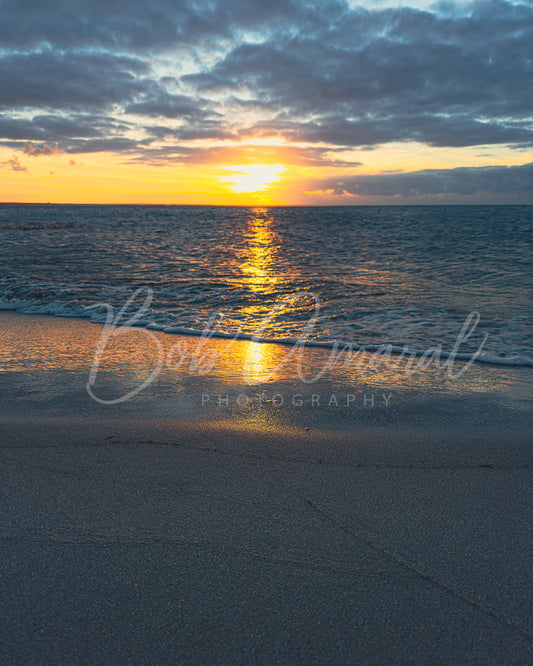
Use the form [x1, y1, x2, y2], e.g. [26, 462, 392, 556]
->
[1, 0, 532, 199]
[313, 161, 533, 199]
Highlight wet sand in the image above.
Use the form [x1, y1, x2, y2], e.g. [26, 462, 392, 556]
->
[1, 312, 532, 664]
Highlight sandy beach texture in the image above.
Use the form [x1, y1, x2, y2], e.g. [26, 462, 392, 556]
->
[1, 311, 532, 664]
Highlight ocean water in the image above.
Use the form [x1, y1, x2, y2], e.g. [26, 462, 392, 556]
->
[0, 204, 531, 366]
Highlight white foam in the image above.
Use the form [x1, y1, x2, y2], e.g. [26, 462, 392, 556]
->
[1, 279, 532, 368]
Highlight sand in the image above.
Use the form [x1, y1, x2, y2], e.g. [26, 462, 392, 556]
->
[1, 311, 532, 664]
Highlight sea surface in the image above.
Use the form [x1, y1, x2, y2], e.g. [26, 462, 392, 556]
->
[0, 204, 531, 366]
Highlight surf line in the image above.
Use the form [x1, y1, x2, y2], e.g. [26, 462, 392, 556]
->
[86, 288, 488, 404]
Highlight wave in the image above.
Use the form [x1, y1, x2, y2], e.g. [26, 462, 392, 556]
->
[1, 278, 532, 368]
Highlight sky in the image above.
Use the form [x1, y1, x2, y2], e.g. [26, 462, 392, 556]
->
[0, 0, 532, 205]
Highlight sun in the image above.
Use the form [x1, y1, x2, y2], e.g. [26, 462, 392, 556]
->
[221, 163, 286, 193]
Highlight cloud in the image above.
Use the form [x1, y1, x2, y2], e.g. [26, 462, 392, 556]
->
[0, 114, 129, 143]
[127, 142, 363, 167]
[312, 161, 533, 199]
[23, 141, 62, 156]
[0, 50, 149, 111]
[0, 117, 47, 142]
[185, 0, 533, 148]
[124, 91, 212, 119]
[30, 115, 111, 139]
[0, 156, 27, 171]
[0, 114, 148, 156]
[0, 0, 320, 51]
[245, 114, 533, 149]
[62, 138, 152, 154]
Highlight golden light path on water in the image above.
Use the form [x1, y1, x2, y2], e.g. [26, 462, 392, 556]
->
[239, 208, 279, 293]
[239, 208, 282, 383]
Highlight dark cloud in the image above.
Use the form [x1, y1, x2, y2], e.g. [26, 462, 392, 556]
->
[30, 115, 109, 139]
[186, 0, 533, 147]
[314, 162, 533, 199]
[124, 92, 211, 119]
[0, 50, 148, 111]
[0, 117, 47, 142]
[0, 114, 128, 143]
[0, 0, 321, 51]
[0, 114, 142, 155]
[63, 138, 153, 154]
[245, 114, 533, 148]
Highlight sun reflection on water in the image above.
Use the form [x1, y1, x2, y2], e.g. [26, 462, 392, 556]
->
[240, 208, 279, 293]
[242, 339, 276, 385]
[235, 208, 281, 381]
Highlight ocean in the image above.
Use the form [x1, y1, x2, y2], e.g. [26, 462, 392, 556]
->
[0, 204, 531, 366]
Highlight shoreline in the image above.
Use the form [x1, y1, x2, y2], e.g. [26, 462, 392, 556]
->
[1, 310, 532, 445]
[2, 305, 532, 369]
[1, 310, 532, 663]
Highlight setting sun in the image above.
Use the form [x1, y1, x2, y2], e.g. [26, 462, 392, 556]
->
[221, 164, 286, 193]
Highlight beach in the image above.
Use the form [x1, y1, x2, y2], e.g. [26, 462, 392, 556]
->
[1, 311, 532, 663]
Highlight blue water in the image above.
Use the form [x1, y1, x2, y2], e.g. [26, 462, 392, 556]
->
[0, 204, 531, 365]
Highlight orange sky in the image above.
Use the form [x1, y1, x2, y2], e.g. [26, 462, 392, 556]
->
[2, 140, 531, 205]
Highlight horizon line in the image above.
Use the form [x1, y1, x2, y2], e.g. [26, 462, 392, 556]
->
[1, 202, 532, 207]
